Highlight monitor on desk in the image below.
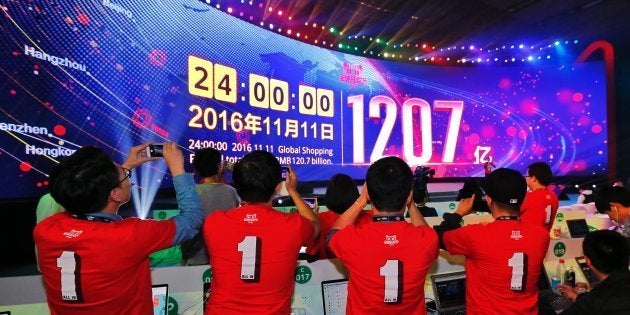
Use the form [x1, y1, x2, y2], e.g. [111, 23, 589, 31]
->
[430, 271, 467, 314]
[321, 279, 348, 315]
[152, 284, 169, 315]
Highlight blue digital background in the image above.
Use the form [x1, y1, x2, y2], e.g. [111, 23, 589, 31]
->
[0, 1, 608, 199]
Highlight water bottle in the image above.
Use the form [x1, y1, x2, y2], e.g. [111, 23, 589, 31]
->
[556, 259, 567, 285]
[564, 266, 576, 287]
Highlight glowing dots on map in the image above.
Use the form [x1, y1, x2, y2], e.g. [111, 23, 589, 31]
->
[572, 160, 587, 171]
[572, 92, 584, 102]
[557, 89, 572, 103]
[519, 99, 538, 115]
[77, 13, 89, 25]
[591, 125, 603, 134]
[53, 125, 66, 136]
[132, 108, 152, 128]
[19, 162, 32, 172]
[481, 125, 496, 138]
[506, 126, 517, 137]
[149, 49, 167, 67]
[498, 78, 512, 89]
[10, 90, 16, 95]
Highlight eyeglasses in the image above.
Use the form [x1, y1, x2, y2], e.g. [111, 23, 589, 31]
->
[118, 167, 132, 186]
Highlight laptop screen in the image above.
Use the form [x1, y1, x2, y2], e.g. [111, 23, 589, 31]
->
[431, 271, 466, 312]
[566, 219, 590, 238]
[321, 279, 348, 315]
[152, 284, 169, 315]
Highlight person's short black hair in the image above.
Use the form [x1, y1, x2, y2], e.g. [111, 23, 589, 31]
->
[481, 168, 527, 214]
[594, 185, 630, 213]
[583, 229, 630, 274]
[50, 146, 119, 214]
[366, 156, 412, 212]
[232, 150, 281, 203]
[527, 162, 553, 186]
[193, 147, 221, 177]
[324, 174, 360, 215]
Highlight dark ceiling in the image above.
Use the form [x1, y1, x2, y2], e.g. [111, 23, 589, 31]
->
[289, 0, 630, 45]
[211, 0, 630, 62]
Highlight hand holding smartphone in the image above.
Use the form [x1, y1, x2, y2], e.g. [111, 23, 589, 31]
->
[281, 166, 290, 180]
[146, 143, 164, 158]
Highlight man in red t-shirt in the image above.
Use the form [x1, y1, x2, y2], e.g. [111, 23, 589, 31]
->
[435, 168, 550, 315]
[34, 143, 203, 315]
[203, 151, 320, 315]
[306, 173, 372, 260]
[328, 157, 439, 315]
[521, 162, 559, 231]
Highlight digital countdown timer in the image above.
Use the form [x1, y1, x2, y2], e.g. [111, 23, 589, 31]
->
[0, 1, 608, 199]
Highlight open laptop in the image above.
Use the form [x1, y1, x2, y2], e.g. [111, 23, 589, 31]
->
[321, 279, 348, 315]
[430, 271, 467, 315]
[566, 219, 590, 238]
[152, 284, 169, 315]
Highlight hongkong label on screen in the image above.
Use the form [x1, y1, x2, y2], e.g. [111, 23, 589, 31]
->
[0, 2, 607, 199]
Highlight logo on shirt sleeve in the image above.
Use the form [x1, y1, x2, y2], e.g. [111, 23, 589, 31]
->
[510, 230, 523, 240]
[384, 235, 399, 246]
[243, 214, 258, 224]
[63, 229, 83, 238]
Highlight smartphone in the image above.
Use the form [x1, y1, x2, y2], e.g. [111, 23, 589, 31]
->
[146, 143, 164, 158]
[281, 166, 290, 180]
[303, 197, 318, 209]
[575, 256, 601, 286]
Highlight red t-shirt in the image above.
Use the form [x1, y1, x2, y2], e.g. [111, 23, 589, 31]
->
[443, 219, 550, 315]
[329, 221, 439, 315]
[203, 204, 314, 315]
[33, 212, 176, 315]
[306, 210, 373, 259]
[521, 189, 559, 231]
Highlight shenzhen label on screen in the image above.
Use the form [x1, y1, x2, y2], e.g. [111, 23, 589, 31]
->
[0, 1, 607, 199]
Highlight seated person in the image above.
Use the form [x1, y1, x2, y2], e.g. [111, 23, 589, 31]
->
[405, 186, 438, 217]
[577, 184, 595, 204]
[555, 230, 630, 314]
[594, 185, 630, 236]
[305, 173, 372, 260]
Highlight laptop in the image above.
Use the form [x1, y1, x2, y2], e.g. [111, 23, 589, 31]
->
[321, 279, 348, 315]
[430, 271, 467, 315]
[152, 284, 169, 315]
[566, 219, 590, 238]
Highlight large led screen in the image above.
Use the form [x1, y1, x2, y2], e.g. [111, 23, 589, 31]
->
[0, 1, 608, 200]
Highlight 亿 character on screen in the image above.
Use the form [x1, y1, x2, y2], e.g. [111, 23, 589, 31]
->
[33, 142, 202, 314]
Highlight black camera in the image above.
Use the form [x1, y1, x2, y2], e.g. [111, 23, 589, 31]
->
[413, 166, 435, 203]
[413, 166, 435, 184]
[146, 143, 164, 158]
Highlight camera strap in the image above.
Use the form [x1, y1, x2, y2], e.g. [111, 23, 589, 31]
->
[70, 213, 115, 223]
[373, 215, 405, 222]
[495, 216, 520, 221]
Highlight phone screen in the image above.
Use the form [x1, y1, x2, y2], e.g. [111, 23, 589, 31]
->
[281, 166, 289, 179]
[146, 144, 164, 157]
[303, 198, 317, 209]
